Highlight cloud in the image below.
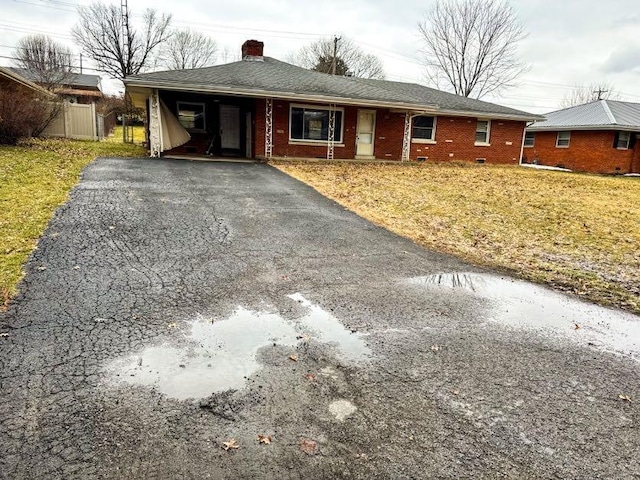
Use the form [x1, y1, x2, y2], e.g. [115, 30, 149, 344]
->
[602, 46, 640, 73]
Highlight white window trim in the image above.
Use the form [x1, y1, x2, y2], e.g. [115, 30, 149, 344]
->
[411, 115, 437, 144]
[474, 119, 491, 146]
[524, 132, 535, 148]
[177, 101, 206, 132]
[616, 131, 631, 150]
[556, 131, 571, 148]
[288, 103, 345, 144]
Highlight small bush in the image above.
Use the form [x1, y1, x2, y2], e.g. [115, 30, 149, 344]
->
[0, 85, 60, 145]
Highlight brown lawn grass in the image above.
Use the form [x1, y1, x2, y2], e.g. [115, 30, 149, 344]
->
[272, 160, 640, 315]
[0, 137, 145, 307]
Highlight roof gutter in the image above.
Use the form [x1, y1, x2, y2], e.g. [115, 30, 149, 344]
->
[124, 79, 541, 122]
[0, 66, 55, 97]
[528, 125, 640, 132]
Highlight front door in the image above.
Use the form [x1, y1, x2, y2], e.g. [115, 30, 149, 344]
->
[356, 109, 376, 158]
[220, 105, 240, 150]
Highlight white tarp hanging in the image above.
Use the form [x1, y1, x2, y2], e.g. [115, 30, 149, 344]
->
[159, 99, 191, 151]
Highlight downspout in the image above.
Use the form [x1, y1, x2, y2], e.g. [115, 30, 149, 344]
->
[519, 122, 531, 166]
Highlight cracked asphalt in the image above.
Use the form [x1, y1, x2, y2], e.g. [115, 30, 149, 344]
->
[1, 158, 639, 479]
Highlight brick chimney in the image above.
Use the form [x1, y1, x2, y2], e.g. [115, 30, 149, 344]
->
[242, 40, 264, 61]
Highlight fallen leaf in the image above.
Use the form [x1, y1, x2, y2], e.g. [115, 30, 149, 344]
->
[431, 344, 440, 351]
[452, 389, 460, 396]
[619, 395, 632, 402]
[299, 438, 319, 455]
[574, 323, 581, 330]
[304, 373, 316, 381]
[222, 439, 240, 451]
[289, 355, 298, 362]
[257, 434, 272, 445]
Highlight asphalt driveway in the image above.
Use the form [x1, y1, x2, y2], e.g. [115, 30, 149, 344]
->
[1, 158, 639, 479]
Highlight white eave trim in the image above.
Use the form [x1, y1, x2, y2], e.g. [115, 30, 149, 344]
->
[527, 125, 640, 132]
[124, 80, 541, 122]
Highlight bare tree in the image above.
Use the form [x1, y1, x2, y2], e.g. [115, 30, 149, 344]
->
[288, 37, 385, 79]
[163, 28, 217, 70]
[13, 34, 74, 88]
[559, 82, 620, 108]
[72, 1, 172, 81]
[418, 0, 527, 98]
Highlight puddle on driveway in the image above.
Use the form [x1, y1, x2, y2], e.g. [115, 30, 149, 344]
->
[408, 273, 640, 359]
[107, 295, 370, 400]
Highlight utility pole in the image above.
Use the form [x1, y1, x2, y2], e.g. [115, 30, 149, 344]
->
[79, 53, 83, 74]
[121, 0, 130, 143]
[331, 36, 341, 76]
[593, 88, 608, 101]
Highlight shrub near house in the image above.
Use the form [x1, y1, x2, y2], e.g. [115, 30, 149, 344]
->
[0, 66, 59, 145]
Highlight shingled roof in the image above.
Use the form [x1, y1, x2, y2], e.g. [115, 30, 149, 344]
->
[528, 100, 640, 131]
[124, 57, 540, 121]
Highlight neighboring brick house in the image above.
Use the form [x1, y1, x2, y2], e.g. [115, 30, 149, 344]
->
[9, 68, 103, 105]
[524, 100, 640, 174]
[124, 40, 540, 161]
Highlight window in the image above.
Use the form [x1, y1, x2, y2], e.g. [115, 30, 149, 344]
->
[290, 105, 343, 143]
[615, 131, 631, 150]
[412, 116, 436, 141]
[177, 102, 205, 131]
[556, 131, 571, 148]
[475, 120, 490, 144]
[524, 131, 535, 147]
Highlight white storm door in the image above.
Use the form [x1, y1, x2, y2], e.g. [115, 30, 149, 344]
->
[356, 109, 376, 157]
[220, 105, 240, 149]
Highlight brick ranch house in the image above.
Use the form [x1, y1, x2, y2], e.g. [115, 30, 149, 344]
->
[124, 40, 541, 161]
[524, 100, 640, 174]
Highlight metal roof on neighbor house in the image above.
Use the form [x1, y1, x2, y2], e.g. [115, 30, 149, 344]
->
[528, 100, 640, 131]
[9, 68, 102, 90]
[124, 57, 540, 121]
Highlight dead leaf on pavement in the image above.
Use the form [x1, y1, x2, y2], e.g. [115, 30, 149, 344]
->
[257, 434, 272, 445]
[619, 395, 632, 402]
[299, 438, 319, 455]
[289, 355, 298, 362]
[222, 439, 240, 451]
[304, 373, 316, 381]
[574, 323, 582, 330]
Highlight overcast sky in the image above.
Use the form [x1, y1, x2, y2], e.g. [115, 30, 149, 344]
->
[1, 0, 639, 113]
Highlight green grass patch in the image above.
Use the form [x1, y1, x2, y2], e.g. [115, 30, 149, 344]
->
[0, 137, 145, 306]
[273, 161, 640, 314]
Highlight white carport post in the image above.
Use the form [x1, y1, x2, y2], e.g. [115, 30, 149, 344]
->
[401, 112, 412, 161]
[265, 97, 273, 159]
[327, 103, 336, 160]
[149, 89, 163, 157]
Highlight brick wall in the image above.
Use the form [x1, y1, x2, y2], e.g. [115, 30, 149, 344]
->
[523, 130, 637, 174]
[254, 99, 526, 164]
[410, 116, 524, 164]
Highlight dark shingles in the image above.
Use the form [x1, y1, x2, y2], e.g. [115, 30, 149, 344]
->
[125, 57, 537, 119]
